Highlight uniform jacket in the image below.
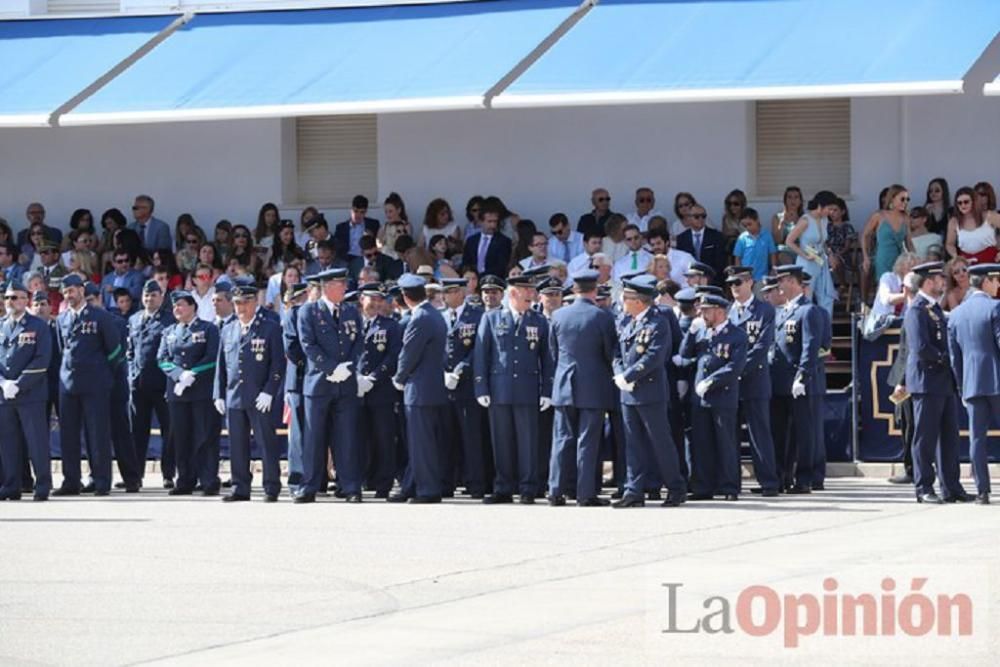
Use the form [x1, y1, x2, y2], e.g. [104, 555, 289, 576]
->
[903, 292, 955, 396]
[127, 307, 176, 394]
[56, 304, 122, 394]
[947, 289, 1000, 399]
[156, 318, 219, 402]
[297, 299, 363, 398]
[729, 296, 775, 400]
[445, 304, 484, 403]
[614, 306, 671, 406]
[549, 297, 617, 410]
[282, 304, 306, 396]
[680, 320, 748, 409]
[772, 295, 822, 396]
[0, 312, 52, 405]
[393, 301, 448, 407]
[215, 311, 285, 409]
[348, 253, 404, 283]
[473, 307, 553, 406]
[358, 313, 403, 407]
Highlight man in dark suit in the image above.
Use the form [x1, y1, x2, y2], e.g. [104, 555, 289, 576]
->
[348, 235, 403, 282]
[334, 195, 380, 262]
[675, 204, 727, 283]
[462, 203, 512, 277]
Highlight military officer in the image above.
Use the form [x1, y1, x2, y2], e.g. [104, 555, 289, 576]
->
[684, 261, 716, 288]
[128, 280, 176, 489]
[536, 277, 563, 494]
[947, 262, 1000, 504]
[157, 290, 221, 496]
[726, 266, 780, 496]
[53, 274, 122, 496]
[611, 275, 686, 508]
[356, 282, 403, 499]
[548, 269, 617, 507]
[474, 274, 554, 504]
[0, 280, 53, 500]
[211, 281, 236, 488]
[281, 281, 309, 495]
[214, 280, 285, 502]
[771, 265, 822, 493]
[479, 275, 506, 312]
[442, 278, 487, 498]
[390, 274, 449, 503]
[802, 275, 832, 491]
[680, 294, 747, 500]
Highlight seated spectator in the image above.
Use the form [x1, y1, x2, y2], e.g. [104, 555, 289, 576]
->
[870, 252, 917, 322]
[381, 219, 409, 260]
[174, 213, 205, 253]
[626, 187, 664, 232]
[62, 228, 97, 271]
[827, 197, 857, 285]
[177, 230, 203, 274]
[462, 195, 485, 241]
[348, 234, 403, 282]
[577, 187, 616, 237]
[128, 194, 172, 251]
[732, 207, 777, 281]
[150, 248, 184, 290]
[0, 241, 24, 284]
[945, 186, 1000, 264]
[549, 262, 568, 287]
[62, 209, 95, 251]
[66, 250, 100, 284]
[213, 219, 234, 260]
[265, 264, 302, 315]
[23, 223, 48, 271]
[509, 219, 538, 270]
[98, 208, 127, 259]
[399, 235, 438, 278]
[546, 213, 584, 265]
[601, 213, 628, 265]
[101, 250, 144, 309]
[102, 227, 144, 274]
[566, 231, 603, 276]
[190, 264, 217, 322]
[591, 252, 612, 285]
[908, 206, 942, 260]
[253, 202, 281, 261]
[519, 231, 551, 271]
[17, 202, 62, 248]
[419, 197, 461, 248]
[305, 238, 346, 275]
[0, 219, 15, 256]
[35, 241, 67, 293]
[944, 256, 971, 311]
[228, 224, 263, 283]
[671, 192, 697, 239]
[428, 233, 459, 279]
[612, 223, 652, 281]
[269, 219, 307, 274]
[647, 227, 693, 286]
[193, 242, 224, 285]
[649, 254, 671, 283]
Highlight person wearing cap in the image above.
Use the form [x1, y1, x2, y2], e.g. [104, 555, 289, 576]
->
[548, 269, 617, 507]
[658, 285, 690, 483]
[440, 278, 487, 499]
[904, 261, 968, 504]
[28, 290, 60, 438]
[303, 214, 333, 260]
[355, 282, 402, 498]
[479, 275, 506, 312]
[672, 287, 704, 465]
[800, 274, 832, 490]
[0, 280, 53, 500]
[127, 279, 177, 489]
[535, 276, 564, 489]
[612, 275, 687, 508]
[294, 268, 365, 503]
[474, 274, 554, 504]
[785, 191, 838, 316]
[389, 273, 449, 504]
[209, 279, 237, 487]
[946, 262, 1000, 504]
[679, 293, 747, 501]
[771, 265, 823, 493]
[156, 290, 221, 496]
[281, 281, 310, 496]
[214, 281, 285, 502]
[683, 261, 715, 288]
[726, 266, 780, 496]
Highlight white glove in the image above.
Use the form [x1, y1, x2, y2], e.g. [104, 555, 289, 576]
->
[695, 379, 711, 398]
[173, 382, 187, 397]
[179, 370, 196, 387]
[255, 392, 273, 413]
[392, 380, 405, 392]
[791, 380, 807, 398]
[677, 381, 689, 399]
[1, 380, 19, 400]
[214, 398, 226, 415]
[477, 395, 491, 408]
[328, 361, 352, 383]
[356, 374, 374, 397]
[444, 371, 460, 390]
[671, 354, 684, 367]
[689, 317, 706, 334]
[613, 374, 634, 392]
[284, 392, 292, 405]
[539, 397, 552, 412]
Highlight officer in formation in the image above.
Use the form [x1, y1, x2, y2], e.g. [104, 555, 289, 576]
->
[281, 280, 310, 495]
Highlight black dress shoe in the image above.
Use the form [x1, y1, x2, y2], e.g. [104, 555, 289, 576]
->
[345, 493, 363, 503]
[168, 487, 193, 496]
[662, 492, 686, 507]
[610, 490, 624, 500]
[94, 489, 110, 497]
[687, 493, 714, 501]
[374, 490, 389, 499]
[33, 493, 48, 502]
[760, 489, 779, 497]
[264, 494, 278, 503]
[483, 494, 513, 505]
[0, 490, 22, 501]
[786, 485, 812, 495]
[976, 493, 990, 505]
[52, 486, 81, 497]
[723, 494, 738, 501]
[812, 482, 825, 491]
[202, 487, 220, 497]
[114, 481, 128, 490]
[409, 496, 441, 504]
[162, 479, 175, 490]
[612, 495, 645, 509]
[222, 493, 250, 502]
[125, 483, 141, 493]
[442, 491, 455, 499]
[548, 495, 566, 506]
[222, 478, 233, 488]
[888, 473, 913, 484]
[518, 495, 535, 505]
[21, 483, 34, 494]
[946, 492, 972, 503]
[387, 493, 410, 503]
[469, 493, 485, 500]
[646, 490, 662, 501]
[81, 482, 96, 493]
[293, 493, 316, 504]
[917, 492, 943, 504]
[577, 497, 610, 507]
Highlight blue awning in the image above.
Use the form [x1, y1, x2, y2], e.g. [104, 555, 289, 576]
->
[0, 14, 177, 126]
[61, 1, 581, 125]
[494, 0, 1000, 108]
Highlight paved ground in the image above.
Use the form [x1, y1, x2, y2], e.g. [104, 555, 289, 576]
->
[1, 477, 998, 666]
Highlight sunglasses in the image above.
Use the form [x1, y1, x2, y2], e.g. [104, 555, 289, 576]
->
[957, 199, 973, 206]
[114, 258, 129, 264]
[729, 278, 745, 287]
[196, 274, 212, 280]
[637, 197, 653, 203]
[363, 251, 378, 259]
[3, 295, 22, 301]
[596, 196, 611, 202]
[691, 213, 707, 219]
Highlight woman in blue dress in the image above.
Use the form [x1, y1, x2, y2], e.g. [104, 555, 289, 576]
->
[785, 190, 838, 315]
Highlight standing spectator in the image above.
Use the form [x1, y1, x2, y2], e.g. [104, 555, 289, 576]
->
[861, 185, 913, 283]
[296, 206, 319, 247]
[335, 195, 380, 260]
[173, 213, 205, 253]
[675, 204, 727, 282]
[625, 187, 664, 232]
[732, 207, 777, 281]
[128, 195, 172, 251]
[671, 192, 698, 239]
[786, 191, 838, 315]
[908, 206, 942, 260]
[462, 202, 512, 276]
[944, 257, 971, 311]
[720, 189, 748, 251]
[601, 213, 629, 266]
[376, 192, 411, 247]
[577, 188, 616, 237]
[419, 198, 461, 248]
[17, 202, 62, 248]
[826, 198, 858, 286]
[923, 178, 951, 235]
[483, 195, 519, 239]
[546, 213, 584, 265]
[612, 224, 652, 281]
[945, 186, 1000, 264]
[771, 186, 804, 265]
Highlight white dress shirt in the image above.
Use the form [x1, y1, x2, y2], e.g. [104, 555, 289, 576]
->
[625, 209, 665, 233]
[612, 248, 653, 281]
[666, 248, 694, 285]
[547, 231, 584, 265]
[193, 287, 216, 322]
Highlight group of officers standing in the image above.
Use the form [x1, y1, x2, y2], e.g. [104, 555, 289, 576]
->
[0, 248, 990, 505]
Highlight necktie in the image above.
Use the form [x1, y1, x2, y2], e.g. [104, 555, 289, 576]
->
[694, 232, 702, 260]
[364, 318, 373, 335]
[450, 310, 458, 327]
[477, 235, 491, 273]
[561, 240, 570, 263]
[631, 252, 638, 270]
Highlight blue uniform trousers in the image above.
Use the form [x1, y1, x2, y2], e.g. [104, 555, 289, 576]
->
[770, 395, 814, 488]
[361, 403, 397, 494]
[965, 395, 999, 495]
[911, 393, 963, 498]
[401, 405, 446, 499]
[285, 392, 305, 489]
[109, 374, 141, 486]
[689, 405, 740, 496]
[609, 410, 626, 493]
[227, 407, 282, 497]
[444, 400, 486, 495]
[170, 400, 217, 492]
[549, 406, 604, 500]
[0, 403, 51, 496]
[669, 397, 688, 482]
[59, 391, 111, 492]
[739, 399, 780, 492]
[537, 407, 554, 496]
[811, 393, 826, 486]
[622, 403, 685, 498]
[303, 394, 360, 496]
[488, 404, 539, 496]
[130, 385, 174, 480]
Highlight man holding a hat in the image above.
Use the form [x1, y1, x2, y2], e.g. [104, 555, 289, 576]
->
[0, 280, 53, 500]
[215, 279, 285, 502]
[947, 262, 1000, 504]
[53, 274, 123, 496]
[157, 289, 221, 496]
[680, 293, 747, 500]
